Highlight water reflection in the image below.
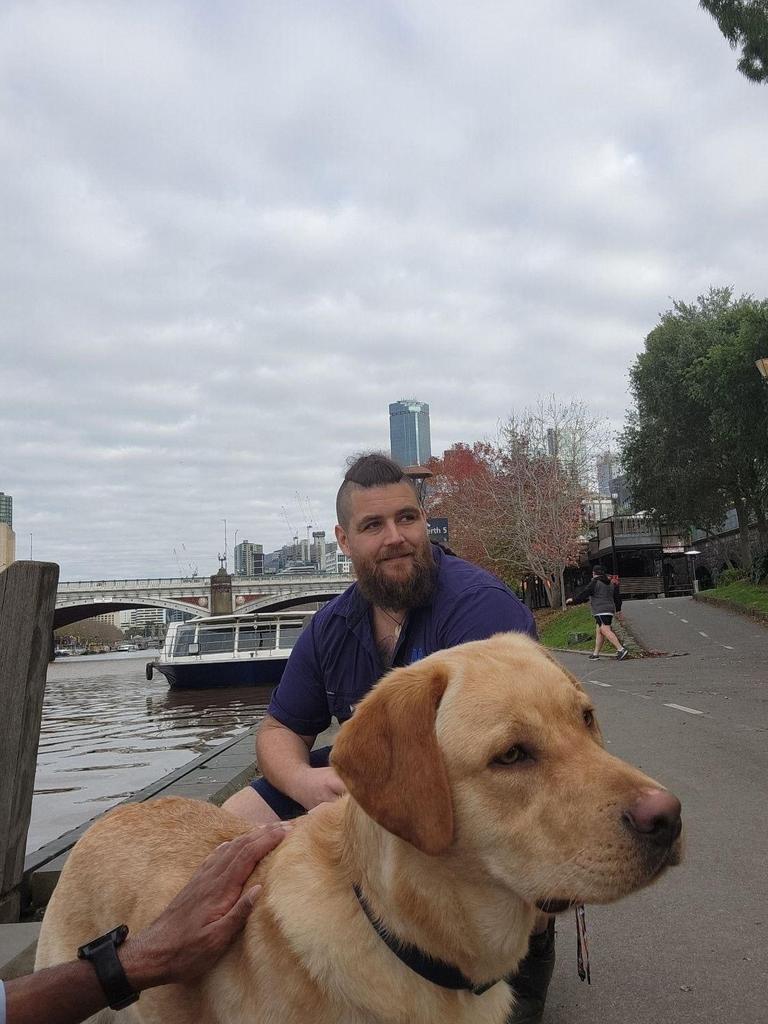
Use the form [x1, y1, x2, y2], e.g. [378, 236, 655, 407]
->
[28, 651, 271, 853]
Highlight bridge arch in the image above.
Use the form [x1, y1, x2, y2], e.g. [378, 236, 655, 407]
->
[53, 597, 206, 630]
[236, 589, 347, 615]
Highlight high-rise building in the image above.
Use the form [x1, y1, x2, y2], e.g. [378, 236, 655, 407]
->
[0, 492, 12, 528]
[234, 540, 264, 576]
[0, 523, 15, 573]
[596, 452, 621, 497]
[312, 531, 327, 571]
[389, 400, 432, 467]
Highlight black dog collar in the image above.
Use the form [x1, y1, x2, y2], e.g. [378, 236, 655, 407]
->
[353, 884, 500, 996]
[78, 924, 140, 1010]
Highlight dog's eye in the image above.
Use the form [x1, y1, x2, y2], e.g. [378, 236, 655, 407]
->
[583, 709, 595, 727]
[494, 745, 530, 766]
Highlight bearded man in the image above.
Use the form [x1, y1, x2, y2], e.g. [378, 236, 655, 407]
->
[222, 453, 553, 1023]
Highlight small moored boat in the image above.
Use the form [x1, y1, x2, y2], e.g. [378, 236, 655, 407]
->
[146, 611, 313, 689]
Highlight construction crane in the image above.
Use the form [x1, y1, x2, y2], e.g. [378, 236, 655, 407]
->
[281, 506, 299, 547]
[295, 492, 315, 551]
[173, 544, 199, 578]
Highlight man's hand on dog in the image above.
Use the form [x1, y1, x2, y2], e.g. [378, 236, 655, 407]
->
[121, 823, 291, 988]
[296, 765, 347, 810]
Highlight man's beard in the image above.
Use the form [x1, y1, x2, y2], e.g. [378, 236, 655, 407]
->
[355, 541, 437, 612]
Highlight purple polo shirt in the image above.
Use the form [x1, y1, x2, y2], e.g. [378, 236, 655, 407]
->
[267, 545, 537, 736]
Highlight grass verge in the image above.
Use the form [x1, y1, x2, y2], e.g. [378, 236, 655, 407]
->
[696, 581, 768, 623]
[534, 605, 595, 651]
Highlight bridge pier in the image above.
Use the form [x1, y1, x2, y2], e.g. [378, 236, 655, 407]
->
[210, 568, 233, 616]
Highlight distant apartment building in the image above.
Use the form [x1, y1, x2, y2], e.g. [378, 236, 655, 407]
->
[334, 551, 354, 575]
[166, 608, 194, 624]
[234, 540, 264, 576]
[0, 523, 15, 572]
[389, 400, 432, 467]
[0, 492, 12, 528]
[129, 607, 166, 627]
[94, 612, 122, 628]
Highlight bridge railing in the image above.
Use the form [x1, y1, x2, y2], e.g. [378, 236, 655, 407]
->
[58, 574, 354, 590]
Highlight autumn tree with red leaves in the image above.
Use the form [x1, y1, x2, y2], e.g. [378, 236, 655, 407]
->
[427, 399, 606, 608]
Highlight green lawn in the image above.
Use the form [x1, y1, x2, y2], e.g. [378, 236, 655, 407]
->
[697, 580, 768, 620]
[535, 605, 596, 650]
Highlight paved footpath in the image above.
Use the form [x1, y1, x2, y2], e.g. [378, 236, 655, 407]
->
[545, 597, 766, 1024]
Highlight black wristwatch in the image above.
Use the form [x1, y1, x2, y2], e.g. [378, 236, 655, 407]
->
[77, 924, 140, 1010]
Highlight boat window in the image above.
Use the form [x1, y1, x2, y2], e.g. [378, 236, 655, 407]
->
[173, 625, 198, 657]
[237, 624, 278, 651]
[198, 625, 235, 654]
[277, 621, 307, 649]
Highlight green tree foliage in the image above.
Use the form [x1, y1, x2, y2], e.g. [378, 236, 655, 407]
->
[700, 1, 768, 83]
[620, 288, 768, 564]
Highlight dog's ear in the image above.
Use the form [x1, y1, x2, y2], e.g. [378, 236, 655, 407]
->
[331, 662, 453, 855]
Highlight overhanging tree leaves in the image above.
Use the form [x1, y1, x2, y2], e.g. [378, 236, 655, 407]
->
[700, 1, 768, 83]
[620, 288, 768, 566]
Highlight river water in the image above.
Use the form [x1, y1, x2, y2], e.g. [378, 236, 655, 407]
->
[28, 651, 272, 854]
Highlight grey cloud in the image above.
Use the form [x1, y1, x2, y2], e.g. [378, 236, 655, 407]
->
[2, 0, 768, 577]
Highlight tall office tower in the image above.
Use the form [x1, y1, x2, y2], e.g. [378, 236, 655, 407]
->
[0, 523, 15, 572]
[234, 540, 264, 576]
[0, 492, 12, 528]
[312, 531, 327, 571]
[596, 452, 621, 497]
[389, 400, 432, 467]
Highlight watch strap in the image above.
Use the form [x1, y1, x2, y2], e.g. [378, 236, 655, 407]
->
[78, 925, 139, 1010]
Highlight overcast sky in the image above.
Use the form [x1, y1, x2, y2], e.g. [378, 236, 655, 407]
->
[2, 0, 768, 580]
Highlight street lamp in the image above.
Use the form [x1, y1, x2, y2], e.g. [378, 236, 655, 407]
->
[233, 529, 239, 575]
[755, 357, 768, 380]
[684, 548, 701, 594]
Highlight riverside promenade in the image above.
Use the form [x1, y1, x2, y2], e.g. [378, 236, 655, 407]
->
[2, 597, 765, 1022]
[547, 596, 766, 1024]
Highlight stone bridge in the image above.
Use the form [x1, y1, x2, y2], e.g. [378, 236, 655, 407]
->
[54, 572, 354, 629]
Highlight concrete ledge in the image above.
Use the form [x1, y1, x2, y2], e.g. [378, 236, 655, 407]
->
[0, 922, 41, 980]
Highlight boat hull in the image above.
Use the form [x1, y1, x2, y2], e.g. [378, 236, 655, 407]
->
[148, 656, 289, 689]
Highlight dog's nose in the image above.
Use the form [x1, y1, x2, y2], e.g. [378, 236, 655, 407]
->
[623, 789, 682, 848]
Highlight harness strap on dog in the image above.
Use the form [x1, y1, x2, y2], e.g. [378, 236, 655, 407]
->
[353, 884, 501, 996]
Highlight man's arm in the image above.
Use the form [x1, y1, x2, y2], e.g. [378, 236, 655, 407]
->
[4, 825, 288, 1024]
[566, 580, 595, 606]
[256, 716, 345, 810]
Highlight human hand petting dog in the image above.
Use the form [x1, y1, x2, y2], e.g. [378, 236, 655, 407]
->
[122, 821, 291, 988]
[2, 823, 289, 1024]
[295, 765, 346, 810]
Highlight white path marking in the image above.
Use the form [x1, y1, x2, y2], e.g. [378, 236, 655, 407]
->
[723, 645, 734, 650]
[680, 618, 688, 623]
[664, 703, 704, 716]
[632, 693, 652, 699]
[588, 680, 612, 687]
[668, 611, 676, 615]
[698, 631, 709, 638]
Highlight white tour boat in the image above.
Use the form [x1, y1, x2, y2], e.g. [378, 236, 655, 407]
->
[145, 611, 314, 689]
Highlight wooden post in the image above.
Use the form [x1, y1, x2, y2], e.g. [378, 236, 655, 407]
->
[0, 561, 59, 922]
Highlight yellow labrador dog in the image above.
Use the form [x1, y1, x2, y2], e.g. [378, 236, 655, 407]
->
[36, 633, 682, 1024]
